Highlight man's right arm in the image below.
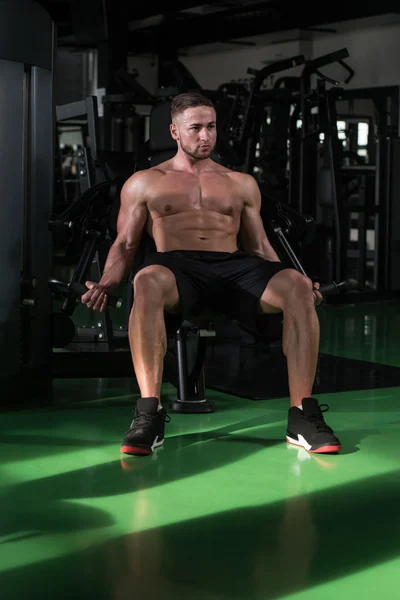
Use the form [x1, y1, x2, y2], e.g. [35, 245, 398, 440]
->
[81, 173, 149, 311]
[99, 176, 148, 289]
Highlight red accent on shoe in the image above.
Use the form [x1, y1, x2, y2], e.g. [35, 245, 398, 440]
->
[311, 445, 341, 454]
[120, 445, 151, 456]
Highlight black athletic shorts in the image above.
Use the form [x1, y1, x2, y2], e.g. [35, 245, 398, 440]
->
[134, 250, 292, 327]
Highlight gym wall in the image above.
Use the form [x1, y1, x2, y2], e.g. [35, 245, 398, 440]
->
[56, 17, 400, 107]
[127, 55, 159, 96]
[178, 19, 400, 93]
[179, 38, 308, 90]
[312, 21, 400, 91]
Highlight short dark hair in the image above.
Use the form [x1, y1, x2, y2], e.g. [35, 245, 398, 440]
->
[170, 91, 215, 120]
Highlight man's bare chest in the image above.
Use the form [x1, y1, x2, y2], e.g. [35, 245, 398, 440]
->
[147, 172, 243, 217]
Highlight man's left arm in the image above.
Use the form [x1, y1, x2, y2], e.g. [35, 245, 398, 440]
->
[238, 174, 281, 262]
[238, 174, 323, 305]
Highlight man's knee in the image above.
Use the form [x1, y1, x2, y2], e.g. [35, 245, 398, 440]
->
[284, 270, 315, 306]
[133, 265, 178, 306]
[265, 269, 314, 309]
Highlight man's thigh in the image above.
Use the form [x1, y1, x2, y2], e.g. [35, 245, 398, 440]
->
[215, 253, 293, 321]
[134, 251, 220, 317]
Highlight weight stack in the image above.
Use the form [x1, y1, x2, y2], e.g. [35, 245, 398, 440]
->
[0, 0, 55, 406]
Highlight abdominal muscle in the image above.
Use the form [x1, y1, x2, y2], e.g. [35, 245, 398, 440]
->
[151, 209, 240, 252]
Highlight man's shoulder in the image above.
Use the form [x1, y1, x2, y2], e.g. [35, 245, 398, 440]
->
[226, 169, 255, 180]
[130, 165, 168, 181]
[208, 161, 242, 178]
[122, 165, 166, 190]
[226, 169, 258, 187]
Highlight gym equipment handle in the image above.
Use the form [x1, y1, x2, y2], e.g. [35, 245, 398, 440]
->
[70, 282, 122, 308]
[302, 48, 349, 74]
[49, 278, 122, 308]
[319, 279, 358, 295]
[247, 54, 305, 92]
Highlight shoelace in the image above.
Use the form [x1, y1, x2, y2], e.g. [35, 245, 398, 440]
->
[127, 409, 171, 433]
[305, 403, 333, 433]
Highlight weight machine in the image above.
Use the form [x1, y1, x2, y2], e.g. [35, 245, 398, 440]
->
[288, 48, 353, 285]
[216, 49, 368, 296]
[51, 96, 127, 354]
[214, 55, 305, 174]
[0, 0, 55, 406]
[329, 85, 400, 296]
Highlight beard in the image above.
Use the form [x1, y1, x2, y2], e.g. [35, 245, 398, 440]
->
[180, 140, 215, 160]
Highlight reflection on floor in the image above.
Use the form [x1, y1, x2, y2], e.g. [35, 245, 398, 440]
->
[205, 349, 400, 400]
[1, 300, 400, 599]
[204, 298, 400, 399]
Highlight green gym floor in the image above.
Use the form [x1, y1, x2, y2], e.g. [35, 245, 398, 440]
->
[1, 300, 400, 600]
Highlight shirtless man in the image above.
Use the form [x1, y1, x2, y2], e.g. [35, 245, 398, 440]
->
[81, 91, 341, 456]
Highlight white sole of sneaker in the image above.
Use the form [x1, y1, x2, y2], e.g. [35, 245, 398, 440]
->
[286, 434, 341, 454]
[286, 434, 312, 451]
[152, 436, 164, 450]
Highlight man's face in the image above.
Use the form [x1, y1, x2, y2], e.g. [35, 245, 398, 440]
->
[170, 106, 217, 160]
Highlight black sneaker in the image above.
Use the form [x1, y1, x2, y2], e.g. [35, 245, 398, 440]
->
[286, 397, 341, 454]
[120, 397, 170, 456]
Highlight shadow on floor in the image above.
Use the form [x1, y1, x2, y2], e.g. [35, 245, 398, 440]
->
[0, 413, 371, 548]
[0, 420, 283, 539]
[1, 468, 400, 600]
